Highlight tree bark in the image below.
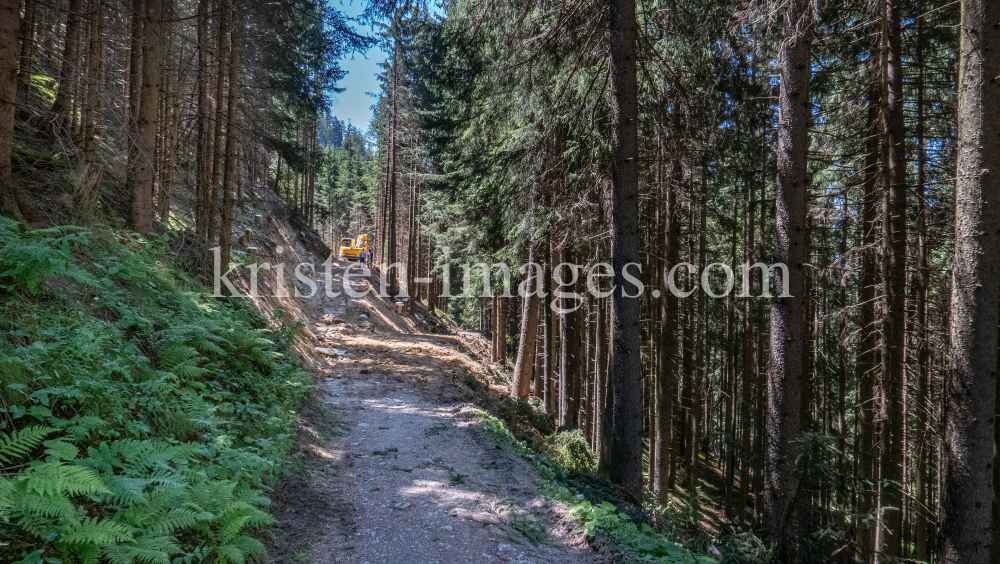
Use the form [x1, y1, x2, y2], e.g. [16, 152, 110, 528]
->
[942, 0, 1000, 561]
[656, 121, 679, 498]
[207, 1, 228, 243]
[0, 0, 20, 218]
[51, 0, 84, 135]
[857, 53, 881, 561]
[130, 0, 162, 232]
[913, 14, 930, 560]
[879, 0, 907, 554]
[386, 39, 399, 295]
[514, 245, 542, 398]
[195, 0, 209, 237]
[600, 0, 642, 503]
[219, 6, 239, 269]
[690, 192, 706, 495]
[15, 0, 37, 106]
[763, 0, 811, 549]
[78, 0, 104, 214]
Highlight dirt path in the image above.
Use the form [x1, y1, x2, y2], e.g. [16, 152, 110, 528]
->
[267, 264, 599, 564]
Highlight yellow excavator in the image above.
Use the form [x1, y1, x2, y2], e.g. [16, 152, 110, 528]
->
[338, 234, 370, 262]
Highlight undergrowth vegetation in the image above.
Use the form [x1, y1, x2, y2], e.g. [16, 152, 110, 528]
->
[468, 408, 723, 563]
[0, 218, 309, 563]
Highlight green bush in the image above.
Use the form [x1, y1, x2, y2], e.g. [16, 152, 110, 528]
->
[0, 220, 309, 563]
[570, 501, 716, 564]
[545, 430, 596, 471]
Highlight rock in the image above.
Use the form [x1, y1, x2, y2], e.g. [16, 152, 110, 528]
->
[497, 544, 511, 552]
[440, 525, 453, 531]
[316, 347, 347, 357]
[359, 369, 371, 375]
[359, 314, 369, 319]
[448, 508, 466, 517]
[358, 423, 368, 428]
[338, 327, 352, 336]
[393, 502, 411, 510]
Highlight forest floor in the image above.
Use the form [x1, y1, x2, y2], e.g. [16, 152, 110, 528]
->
[266, 262, 605, 564]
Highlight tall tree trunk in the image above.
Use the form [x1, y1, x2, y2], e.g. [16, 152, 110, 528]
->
[498, 295, 508, 366]
[680, 203, 693, 480]
[913, 14, 930, 560]
[514, 243, 542, 398]
[690, 191, 706, 495]
[836, 226, 849, 507]
[566, 248, 581, 428]
[943, 0, 1000, 561]
[196, 0, 209, 237]
[127, 0, 142, 205]
[16, 0, 37, 105]
[158, 37, 181, 225]
[599, 0, 642, 503]
[386, 40, 399, 295]
[880, 0, 907, 555]
[739, 178, 755, 523]
[219, 6, 239, 269]
[763, 0, 811, 549]
[559, 258, 569, 425]
[78, 0, 104, 214]
[547, 238, 559, 415]
[723, 208, 737, 518]
[207, 1, 228, 243]
[595, 293, 609, 454]
[51, 0, 84, 134]
[857, 54, 881, 561]
[592, 288, 603, 448]
[656, 122, 678, 498]
[130, 0, 162, 232]
[0, 0, 20, 218]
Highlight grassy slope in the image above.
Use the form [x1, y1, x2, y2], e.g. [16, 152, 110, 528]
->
[0, 217, 310, 564]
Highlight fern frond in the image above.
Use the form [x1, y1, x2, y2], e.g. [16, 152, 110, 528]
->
[172, 359, 208, 380]
[7, 488, 77, 521]
[0, 475, 12, 512]
[215, 543, 246, 564]
[59, 516, 134, 545]
[146, 507, 199, 535]
[58, 465, 111, 497]
[157, 343, 199, 370]
[231, 535, 266, 560]
[0, 426, 56, 465]
[217, 512, 252, 544]
[100, 475, 150, 506]
[104, 540, 175, 564]
[64, 416, 107, 442]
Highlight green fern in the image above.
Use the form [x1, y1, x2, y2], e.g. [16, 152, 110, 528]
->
[215, 543, 247, 564]
[59, 516, 134, 545]
[1, 224, 310, 564]
[145, 507, 200, 535]
[18, 463, 109, 498]
[0, 217, 98, 295]
[3, 479, 78, 521]
[0, 426, 56, 465]
[104, 537, 178, 564]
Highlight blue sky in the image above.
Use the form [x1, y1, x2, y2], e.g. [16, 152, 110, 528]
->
[329, 1, 387, 134]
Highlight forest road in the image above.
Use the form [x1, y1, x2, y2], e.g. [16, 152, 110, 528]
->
[267, 264, 599, 564]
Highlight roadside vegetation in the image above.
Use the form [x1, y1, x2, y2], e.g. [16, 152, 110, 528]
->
[0, 219, 308, 563]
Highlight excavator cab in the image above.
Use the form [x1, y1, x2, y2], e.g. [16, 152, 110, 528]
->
[338, 234, 370, 261]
